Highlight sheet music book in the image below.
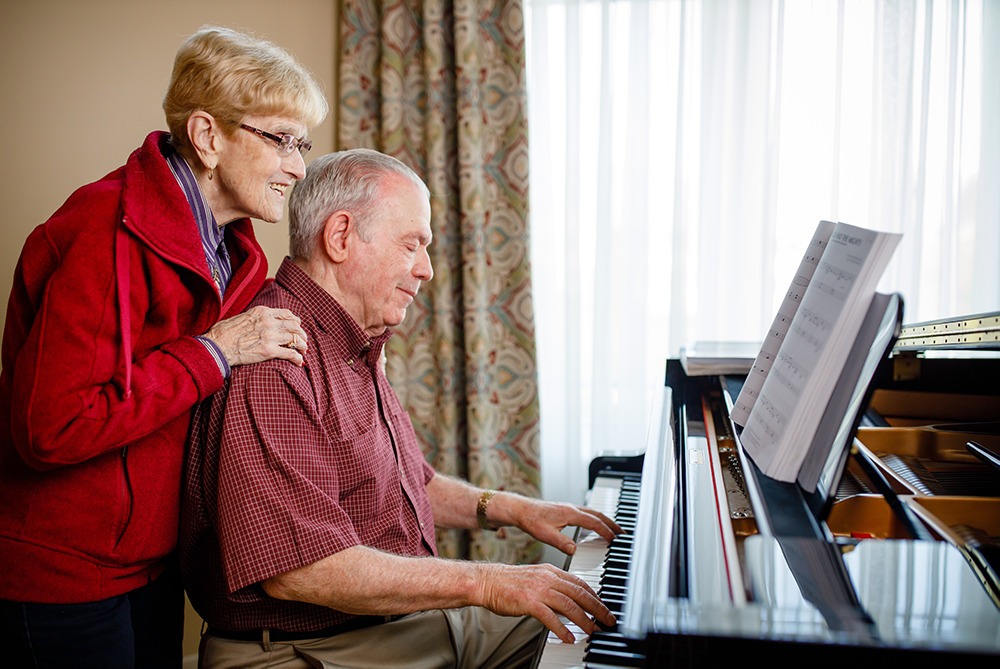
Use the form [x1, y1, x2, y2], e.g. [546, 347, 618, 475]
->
[730, 220, 837, 425]
[731, 221, 902, 486]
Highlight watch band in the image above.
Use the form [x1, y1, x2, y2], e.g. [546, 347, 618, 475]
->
[477, 489, 498, 531]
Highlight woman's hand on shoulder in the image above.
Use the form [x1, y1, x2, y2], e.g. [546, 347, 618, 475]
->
[203, 305, 307, 367]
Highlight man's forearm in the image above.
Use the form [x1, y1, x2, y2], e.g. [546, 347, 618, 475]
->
[424, 473, 487, 529]
[261, 544, 494, 614]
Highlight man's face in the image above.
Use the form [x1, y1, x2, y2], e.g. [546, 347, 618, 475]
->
[348, 174, 433, 336]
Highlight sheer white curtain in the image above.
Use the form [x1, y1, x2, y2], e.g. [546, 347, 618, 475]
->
[526, 0, 999, 505]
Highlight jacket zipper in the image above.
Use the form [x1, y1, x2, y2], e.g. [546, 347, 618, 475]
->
[114, 446, 134, 549]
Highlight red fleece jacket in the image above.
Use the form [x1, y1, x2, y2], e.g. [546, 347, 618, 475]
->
[0, 131, 268, 603]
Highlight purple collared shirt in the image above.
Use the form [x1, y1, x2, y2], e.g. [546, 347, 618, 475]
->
[164, 140, 231, 376]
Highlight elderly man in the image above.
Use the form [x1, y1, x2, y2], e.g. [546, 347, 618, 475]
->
[180, 149, 622, 668]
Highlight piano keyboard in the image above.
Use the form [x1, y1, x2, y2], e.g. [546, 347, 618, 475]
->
[536, 474, 644, 668]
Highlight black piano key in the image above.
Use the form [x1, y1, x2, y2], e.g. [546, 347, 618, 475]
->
[589, 629, 631, 642]
[599, 562, 627, 582]
[586, 638, 635, 656]
[588, 635, 630, 646]
[586, 630, 643, 648]
[539, 473, 647, 668]
[600, 597, 626, 612]
[584, 645, 646, 667]
[604, 555, 630, 567]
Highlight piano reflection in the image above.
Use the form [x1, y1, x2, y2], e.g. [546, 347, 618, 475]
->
[535, 309, 1000, 667]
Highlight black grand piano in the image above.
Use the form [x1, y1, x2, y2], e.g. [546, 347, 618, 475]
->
[535, 309, 1000, 667]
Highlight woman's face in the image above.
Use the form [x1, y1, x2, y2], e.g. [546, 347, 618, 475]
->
[211, 114, 309, 225]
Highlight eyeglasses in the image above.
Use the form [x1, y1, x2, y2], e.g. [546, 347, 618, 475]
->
[239, 123, 313, 156]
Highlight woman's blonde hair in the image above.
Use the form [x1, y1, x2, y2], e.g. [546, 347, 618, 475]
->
[163, 25, 328, 152]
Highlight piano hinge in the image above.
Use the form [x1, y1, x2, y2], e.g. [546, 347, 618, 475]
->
[893, 311, 1000, 350]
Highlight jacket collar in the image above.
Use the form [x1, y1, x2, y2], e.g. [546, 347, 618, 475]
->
[118, 131, 259, 272]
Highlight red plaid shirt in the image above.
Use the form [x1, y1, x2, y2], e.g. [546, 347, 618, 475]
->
[181, 259, 437, 633]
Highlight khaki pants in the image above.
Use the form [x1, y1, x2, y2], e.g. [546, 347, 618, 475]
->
[198, 608, 544, 669]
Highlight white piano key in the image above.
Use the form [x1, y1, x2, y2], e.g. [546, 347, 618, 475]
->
[536, 477, 623, 669]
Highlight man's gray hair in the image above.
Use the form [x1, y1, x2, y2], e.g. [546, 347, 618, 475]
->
[288, 149, 430, 259]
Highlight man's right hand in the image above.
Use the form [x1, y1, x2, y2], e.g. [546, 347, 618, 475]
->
[475, 562, 615, 644]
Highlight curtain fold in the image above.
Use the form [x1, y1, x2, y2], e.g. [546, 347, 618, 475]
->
[338, 0, 541, 563]
[527, 0, 998, 506]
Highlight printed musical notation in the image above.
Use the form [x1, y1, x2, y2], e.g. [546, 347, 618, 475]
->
[812, 260, 857, 300]
[730, 220, 836, 426]
[732, 220, 902, 485]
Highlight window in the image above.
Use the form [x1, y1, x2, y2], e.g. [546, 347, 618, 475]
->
[526, 0, 998, 504]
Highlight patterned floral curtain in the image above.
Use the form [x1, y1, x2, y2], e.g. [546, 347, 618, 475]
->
[338, 0, 540, 563]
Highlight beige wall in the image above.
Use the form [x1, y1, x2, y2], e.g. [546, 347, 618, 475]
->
[0, 0, 339, 333]
[0, 0, 339, 659]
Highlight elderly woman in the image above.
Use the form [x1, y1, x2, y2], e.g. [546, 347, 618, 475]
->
[0, 25, 327, 668]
